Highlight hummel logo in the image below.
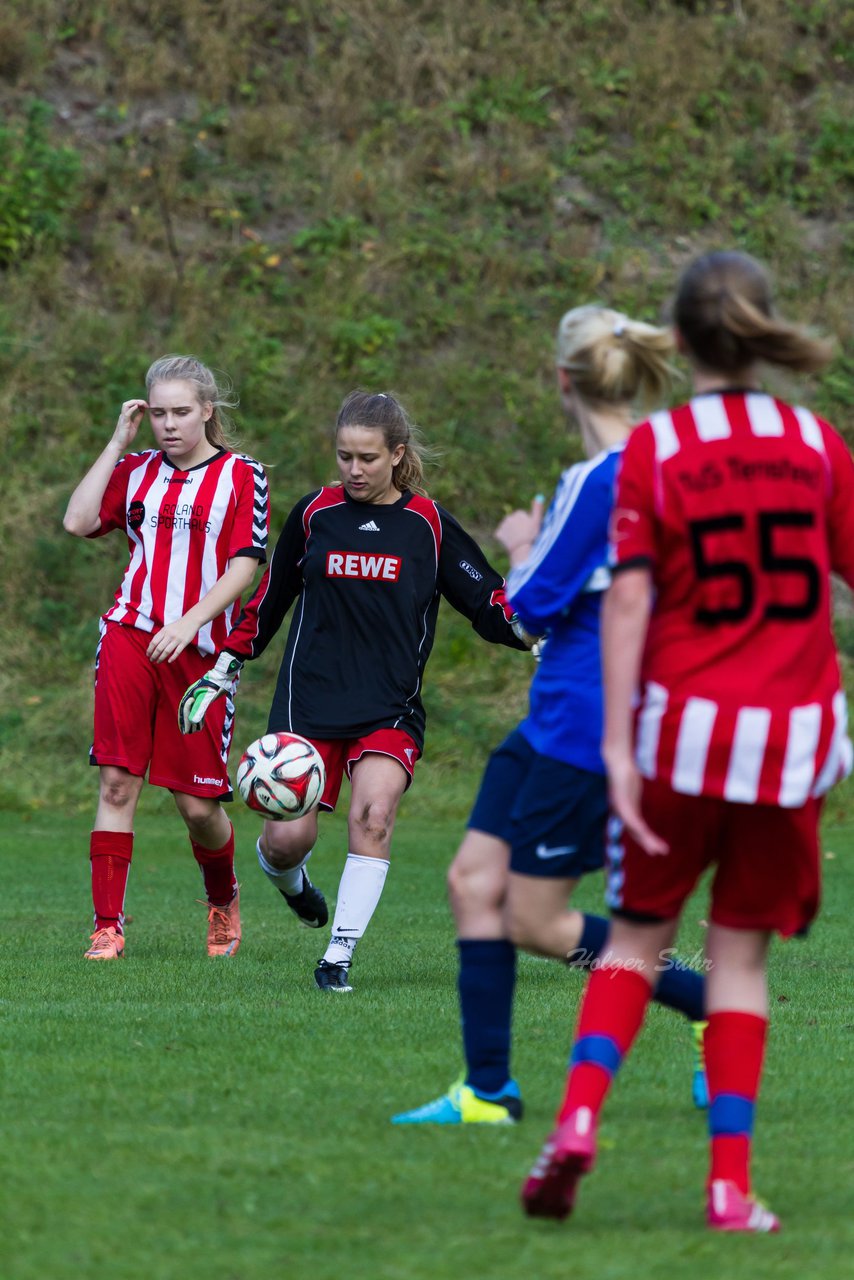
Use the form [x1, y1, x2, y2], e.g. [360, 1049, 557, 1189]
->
[359, 520, 380, 532]
[535, 843, 577, 860]
[404, 748, 415, 762]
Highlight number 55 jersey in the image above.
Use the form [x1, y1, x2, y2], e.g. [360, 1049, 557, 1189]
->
[610, 390, 854, 807]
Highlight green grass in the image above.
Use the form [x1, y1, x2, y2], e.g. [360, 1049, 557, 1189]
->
[2, 802, 853, 1279]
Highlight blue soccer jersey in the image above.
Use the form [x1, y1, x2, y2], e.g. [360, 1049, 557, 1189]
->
[506, 447, 622, 774]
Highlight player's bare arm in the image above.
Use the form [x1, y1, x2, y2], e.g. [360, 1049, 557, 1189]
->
[63, 399, 147, 537]
[601, 566, 668, 856]
[147, 555, 261, 665]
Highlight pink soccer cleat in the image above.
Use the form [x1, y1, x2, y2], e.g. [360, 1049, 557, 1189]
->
[707, 1180, 781, 1233]
[521, 1107, 597, 1221]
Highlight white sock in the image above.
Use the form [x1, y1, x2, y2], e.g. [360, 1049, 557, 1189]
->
[323, 853, 389, 966]
[256, 838, 311, 897]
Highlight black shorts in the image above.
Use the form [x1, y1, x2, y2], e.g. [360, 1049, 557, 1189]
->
[467, 729, 608, 879]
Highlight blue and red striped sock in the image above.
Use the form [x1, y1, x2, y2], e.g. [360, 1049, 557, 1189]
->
[558, 965, 652, 1123]
[705, 1010, 767, 1194]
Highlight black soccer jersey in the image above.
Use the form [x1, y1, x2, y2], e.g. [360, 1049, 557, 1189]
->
[225, 485, 527, 749]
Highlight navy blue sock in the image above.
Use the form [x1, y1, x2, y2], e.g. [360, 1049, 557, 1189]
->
[652, 956, 705, 1022]
[567, 913, 609, 967]
[457, 938, 516, 1096]
[568, 912, 705, 1022]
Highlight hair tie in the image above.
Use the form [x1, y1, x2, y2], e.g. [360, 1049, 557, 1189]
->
[613, 319, 626, 337]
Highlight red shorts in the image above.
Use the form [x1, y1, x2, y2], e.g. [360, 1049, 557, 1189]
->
[606, 777, 822, 937]
[303, 729, 420, 812]
[91, 621, 234, 798]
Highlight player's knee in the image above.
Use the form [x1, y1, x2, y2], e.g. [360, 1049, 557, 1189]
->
[351, 798, 394, 849]
[261, 827, 311, 869]
[99, 769, 142, 812]
[175, 793, 220, 836]
[447, 857, 497, 915]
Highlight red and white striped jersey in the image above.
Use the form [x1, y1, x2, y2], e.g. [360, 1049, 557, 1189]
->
[90, 448, 269, 656]
[611, 391, 854, 807]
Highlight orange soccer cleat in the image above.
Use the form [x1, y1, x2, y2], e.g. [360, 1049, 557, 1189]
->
[84, 926, 126, 960]
[206, 888, 241, 957]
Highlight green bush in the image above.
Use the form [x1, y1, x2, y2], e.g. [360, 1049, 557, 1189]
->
[0, 100, 80, 266]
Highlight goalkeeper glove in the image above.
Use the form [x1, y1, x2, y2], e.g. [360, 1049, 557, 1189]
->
[178, 652, 243, 735]
[510, 613, 543, 651]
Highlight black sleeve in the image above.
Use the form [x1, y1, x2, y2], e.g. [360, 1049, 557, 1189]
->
[224, 498, 307, 660]
[436, 505, 528, 650]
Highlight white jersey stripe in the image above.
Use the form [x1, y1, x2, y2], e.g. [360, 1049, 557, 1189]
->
[164, 501, 193, 631]
[812, 690, 852, 796]
[692, 396, 731, 442]
[724, 706, 771, 803]
[110, 456, 155, 628]
[196, 460, 236, 653]
[635, 681, 668, 778]
[794, 407, 825, 455]
[779, 703, 822, 807]
[649, 410, 679, 461]
[507, 452, 609, 596]
[672, 697, 717, 795]
[746, 393, 785, 437]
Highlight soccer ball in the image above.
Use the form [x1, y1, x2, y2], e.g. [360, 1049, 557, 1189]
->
[236, 732, 325, 821]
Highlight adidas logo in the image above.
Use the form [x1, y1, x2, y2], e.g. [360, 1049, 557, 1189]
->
[359, 520, 380, 532]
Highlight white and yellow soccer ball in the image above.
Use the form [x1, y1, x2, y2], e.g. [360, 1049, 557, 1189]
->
[236, 732, 325, 821]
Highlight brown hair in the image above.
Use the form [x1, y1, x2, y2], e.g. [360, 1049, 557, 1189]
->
[145, 354, 239, 450]
[335, 390, 432, 496]
[674, 251, 833, 375]
[556, 305, 675, 408]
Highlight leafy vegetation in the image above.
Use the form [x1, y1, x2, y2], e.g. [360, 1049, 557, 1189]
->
[1, 0, 853, 808]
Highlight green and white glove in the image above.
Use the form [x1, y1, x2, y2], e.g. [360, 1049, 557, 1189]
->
[510, 613, 543, 651]
[178, 652, 243, 735]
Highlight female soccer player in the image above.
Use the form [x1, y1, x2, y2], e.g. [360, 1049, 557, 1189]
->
[64, 355, 269, 960]
[180, 389, 532, 990]
[522, 250, 854, 1232]
[392, 305, 706, 1127]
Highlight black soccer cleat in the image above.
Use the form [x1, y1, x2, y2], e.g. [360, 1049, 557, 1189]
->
[281, 871, 329, 929]
[314, 959, 353, 992]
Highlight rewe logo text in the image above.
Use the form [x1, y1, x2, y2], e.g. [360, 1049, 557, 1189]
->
[326, 551, 402, 581]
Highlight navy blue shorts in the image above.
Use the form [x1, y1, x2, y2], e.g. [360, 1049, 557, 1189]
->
[467, 729, 608, 879]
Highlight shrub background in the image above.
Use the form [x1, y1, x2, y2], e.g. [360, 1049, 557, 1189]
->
[1, 0, 853, 813]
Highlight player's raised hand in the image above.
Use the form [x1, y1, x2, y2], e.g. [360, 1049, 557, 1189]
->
[178, 652, 243, 734]
[112, 399, 148, 452]
[495, 493, 545, 567]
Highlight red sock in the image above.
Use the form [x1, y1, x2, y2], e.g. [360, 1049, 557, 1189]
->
[90, 830, 133, 932]
[706, 1010, 768, 1194]
[558, 965, 652, 1123]
[191, 826, 236, 906]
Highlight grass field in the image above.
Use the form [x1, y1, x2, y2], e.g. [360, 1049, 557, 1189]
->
[2, 798, 853, 1279]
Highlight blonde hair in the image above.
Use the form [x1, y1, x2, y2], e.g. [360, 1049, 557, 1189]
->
[556, 305, 675, 408]
[145, 354, 239, 450]
[335, 390, 433, 496]
[674, 251, 834, 374]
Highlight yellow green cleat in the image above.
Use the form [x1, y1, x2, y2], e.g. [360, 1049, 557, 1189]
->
[391, 1079, 522, 1124]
